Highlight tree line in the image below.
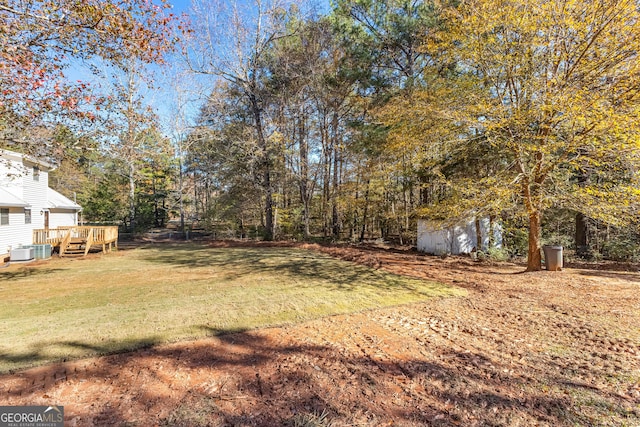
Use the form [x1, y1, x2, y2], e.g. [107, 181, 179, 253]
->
[2, 0, 640, 271]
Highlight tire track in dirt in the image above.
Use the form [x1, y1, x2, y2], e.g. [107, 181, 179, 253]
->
[0, 242, 638, 426]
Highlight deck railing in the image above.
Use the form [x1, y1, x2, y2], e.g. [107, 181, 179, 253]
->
[59, 229, 73, 257]
[33, 228, 69, 245]
[33, 226, 119, 246]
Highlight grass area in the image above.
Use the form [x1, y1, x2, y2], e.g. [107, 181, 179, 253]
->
[0, 243, 462, 373]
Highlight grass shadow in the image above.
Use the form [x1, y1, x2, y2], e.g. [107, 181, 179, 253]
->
[0, 242, 459, 374]
[0, 337, 164, 372]
[0, 268, 67, 281]
[139, 243, 448, 294]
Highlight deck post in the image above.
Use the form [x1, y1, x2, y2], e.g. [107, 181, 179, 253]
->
[32, 226, 119, 257]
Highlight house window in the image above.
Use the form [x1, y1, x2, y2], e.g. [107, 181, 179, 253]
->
[0, 208, 8, 226]
[33, 166, 40, 181]
[25, 208, 31, 224]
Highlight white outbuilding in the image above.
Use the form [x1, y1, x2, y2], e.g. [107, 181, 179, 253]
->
[417, 217, 502, 255]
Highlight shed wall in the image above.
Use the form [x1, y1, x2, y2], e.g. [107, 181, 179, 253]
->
[417, 218, 502, 255]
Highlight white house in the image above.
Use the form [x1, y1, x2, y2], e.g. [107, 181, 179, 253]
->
[417, 217, 502, 255]
[0, 149, 82, 260]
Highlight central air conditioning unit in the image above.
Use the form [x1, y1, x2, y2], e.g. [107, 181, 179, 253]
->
[19, 244, 52, 259]
[10, 247, 34, 261]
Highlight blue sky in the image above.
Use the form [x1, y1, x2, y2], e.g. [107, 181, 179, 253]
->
[166, 0, 332, 19]
[66, 0, 334, 142]
[167, 0, 191, 13]
[157, 0, 334, 137]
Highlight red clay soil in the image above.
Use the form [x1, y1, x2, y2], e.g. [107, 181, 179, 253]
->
[1, 242, 639, 426]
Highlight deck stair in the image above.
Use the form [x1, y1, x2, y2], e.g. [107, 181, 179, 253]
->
[61, 242, 86, 257]
[60, 238, 92, 257]
[33, 226, 118, 257]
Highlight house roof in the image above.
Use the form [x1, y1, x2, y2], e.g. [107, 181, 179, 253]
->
[47, 188, 82, 211]
[0, 187, 30, 207]
[0, 149, 56, 171]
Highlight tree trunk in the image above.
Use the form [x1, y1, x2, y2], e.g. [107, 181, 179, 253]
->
[351, 173, 360, 241]
[249, 93, 273, 241]
[488, 215, 495, 249]
[264, 175, 274, 241]
[152, 170, 158, 227]
[128, 162, 136, 233]
[575, 162, 590, 257]
[475, 217, 482, 252]
[575, 212, 589, 258]
[179, 158, 185, 233]
[359, 179, 371, 242]
[193, 170, 198, 220]
[298, 114, 311, 239]
[331, 112, 340, 239]
[521, 157, 545, 272]
[320, 121, 331, 238]
[526, 210, 543, 271]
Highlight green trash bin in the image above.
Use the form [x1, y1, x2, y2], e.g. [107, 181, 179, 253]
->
[543, 245, 563, 271]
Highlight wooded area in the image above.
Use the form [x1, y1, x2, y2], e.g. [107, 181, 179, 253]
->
[2, 0, 640, 270]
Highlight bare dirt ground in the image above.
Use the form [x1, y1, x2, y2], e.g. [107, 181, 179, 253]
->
[1, 242, 639, 426]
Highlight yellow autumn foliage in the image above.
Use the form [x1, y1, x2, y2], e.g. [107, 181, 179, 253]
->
[380, 0, 640, 270]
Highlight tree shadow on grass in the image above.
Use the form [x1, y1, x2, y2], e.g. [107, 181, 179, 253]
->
[0, 244, 458, 376]
[0, 268, 66, 281]
[1, 327, 635, 426]
[139, 243, 452, 295]
[0, 337, 163, 373]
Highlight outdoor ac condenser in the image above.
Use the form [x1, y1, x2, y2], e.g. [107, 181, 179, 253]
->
[19, 244, 52, 259]
[10, 247, 34, 261]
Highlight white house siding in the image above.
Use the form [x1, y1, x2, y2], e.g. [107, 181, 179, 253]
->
[49, 210, 78, 228]
[1, 150, 83, 260]
[47, 188, 81, 227]
[22, 163, 48, 230]
[417, 218, 503, 255]
[0, 155, 29, 257]
[0, 207, 32, 256]
[0, 150, 59, 259]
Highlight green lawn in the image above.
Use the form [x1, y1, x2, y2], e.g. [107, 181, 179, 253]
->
[0, 243, 463, 373]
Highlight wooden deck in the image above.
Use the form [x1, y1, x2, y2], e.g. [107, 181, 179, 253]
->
[33, 226, 119, 257]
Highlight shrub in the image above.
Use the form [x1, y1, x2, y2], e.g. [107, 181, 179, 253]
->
[476, 247, 510, 262]
[601, 240, 640, 262]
